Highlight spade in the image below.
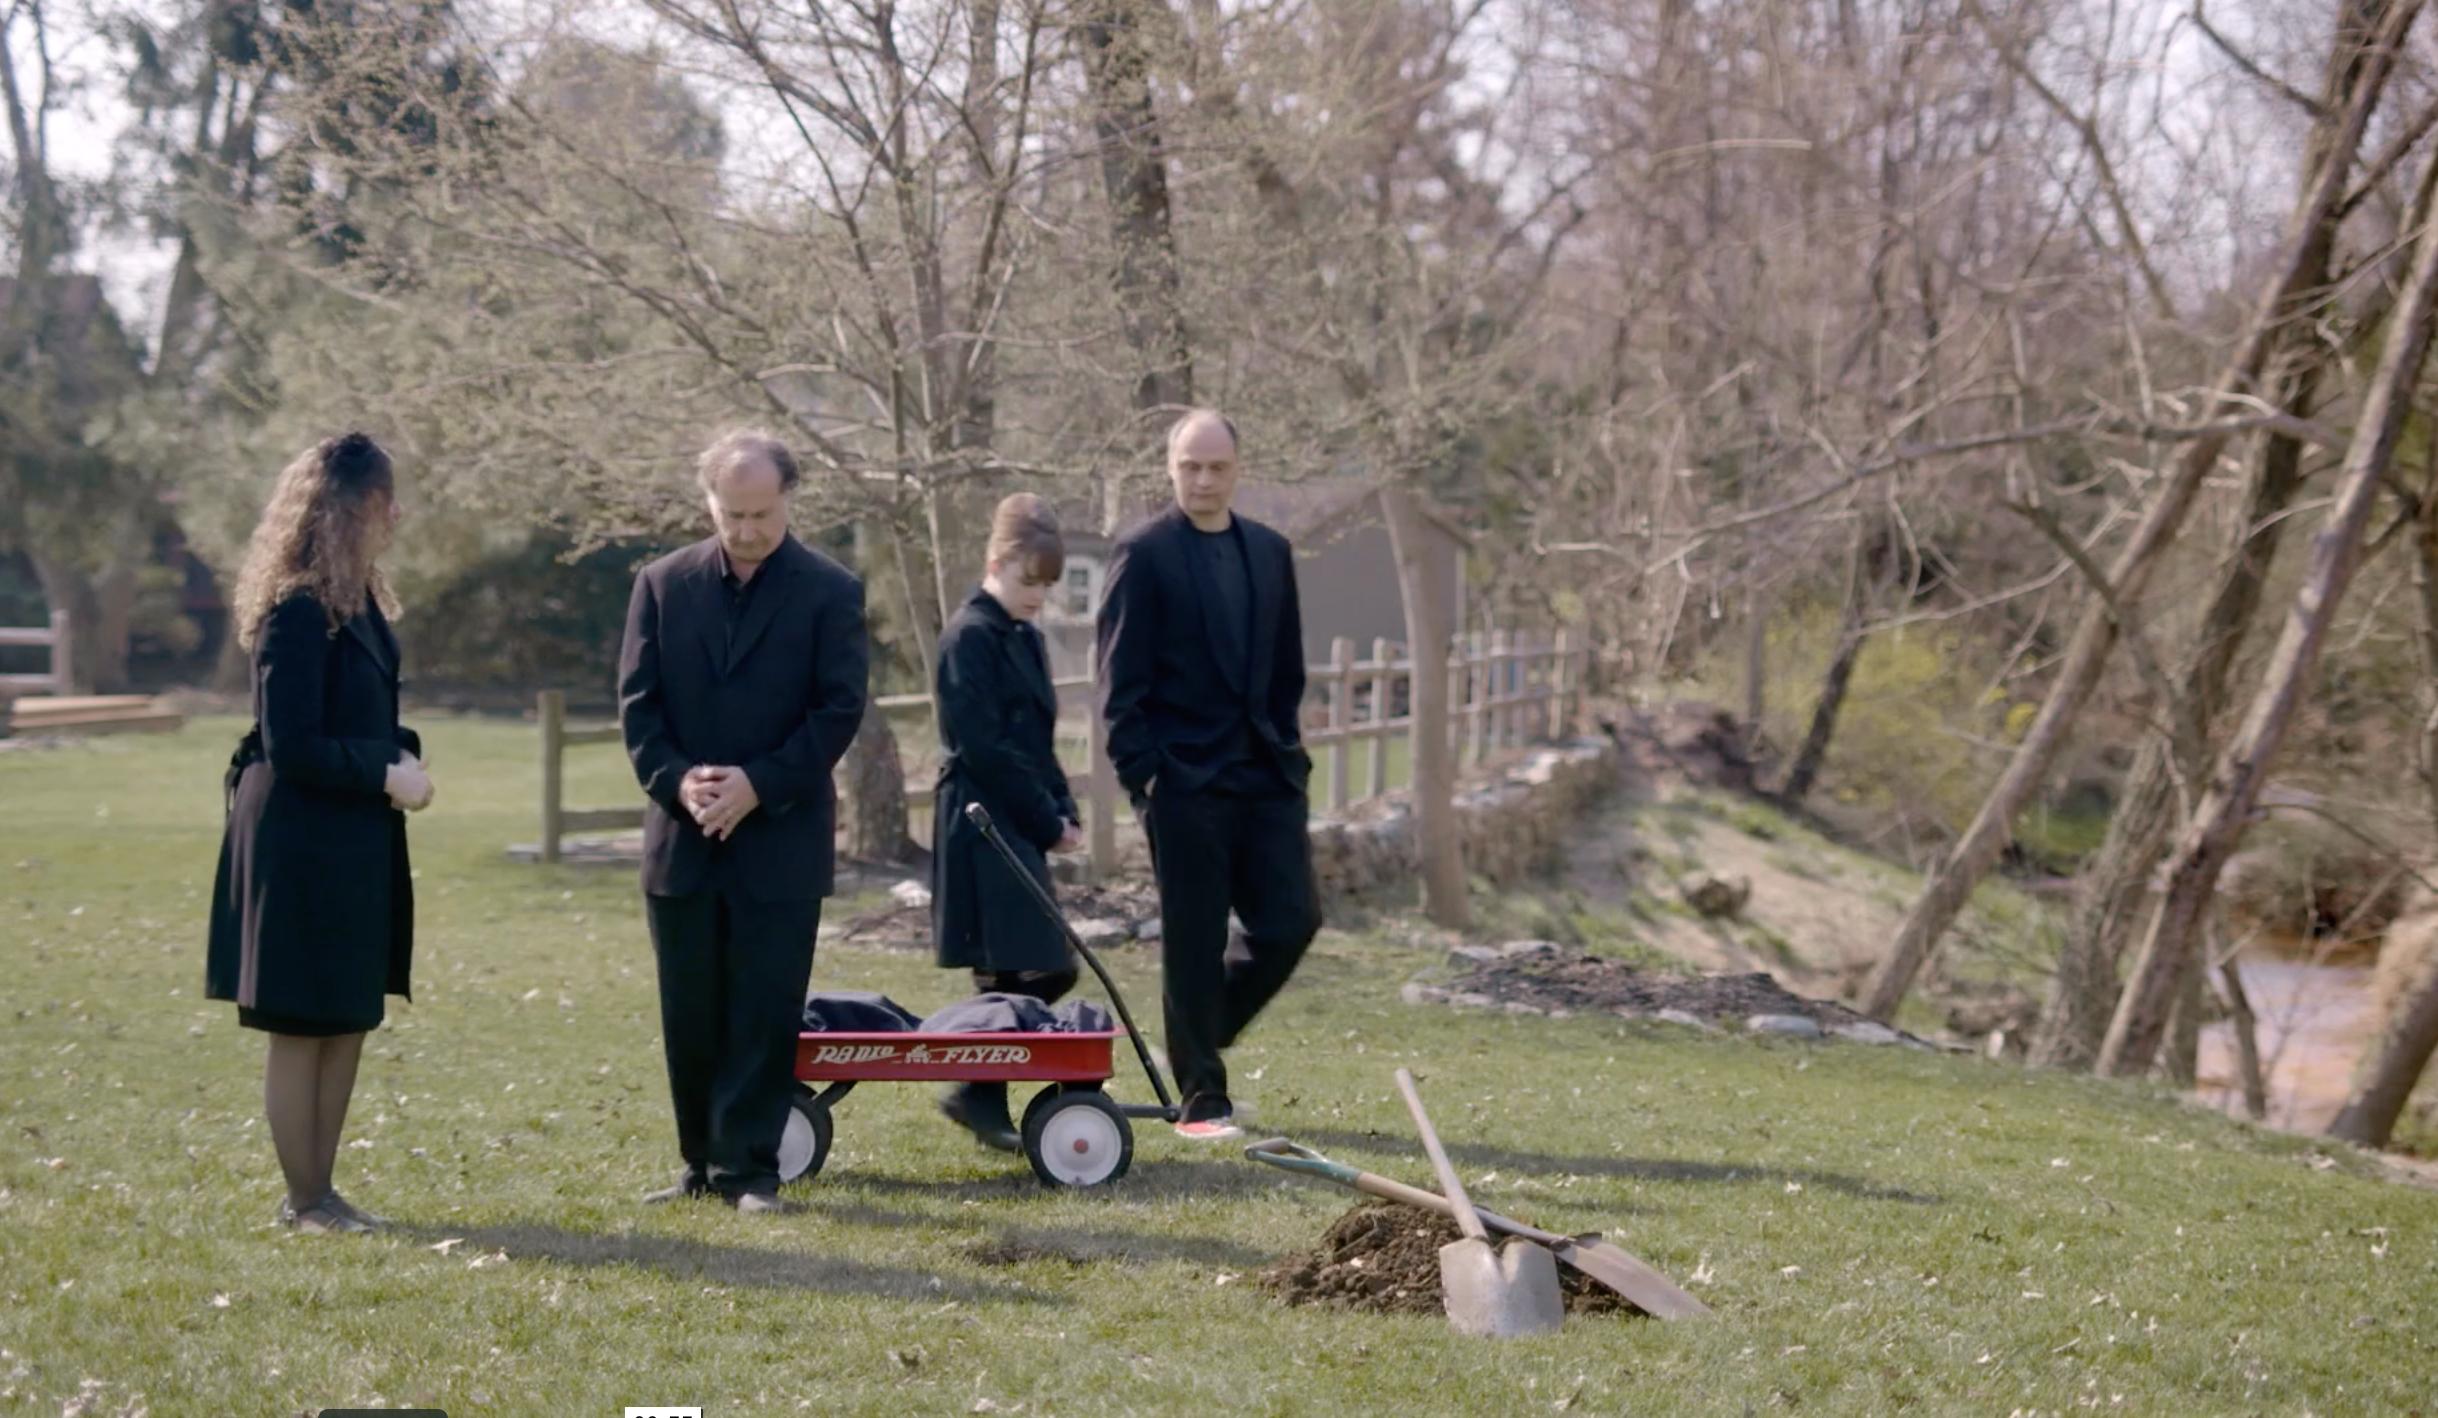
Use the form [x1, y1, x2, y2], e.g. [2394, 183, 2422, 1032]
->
[1392, 1067, 1565, 1339]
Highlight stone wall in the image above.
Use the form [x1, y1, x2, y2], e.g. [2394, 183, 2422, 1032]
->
[1306, 736, 1619, 906]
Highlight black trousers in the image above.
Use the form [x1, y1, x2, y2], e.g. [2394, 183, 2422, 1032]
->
[949, 969, 1080, 1120]
[1143, 786, 1321, 1116]
[644, 889, 822, 1195]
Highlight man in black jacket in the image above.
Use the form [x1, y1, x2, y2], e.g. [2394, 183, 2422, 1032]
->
[1095, 410, 1322, 1140]
[619, 431, 868, 1212]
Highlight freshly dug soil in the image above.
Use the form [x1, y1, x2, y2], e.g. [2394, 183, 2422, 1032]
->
[1259, 1201, 1637, 1317]
[1453, 952, 1871, 1024]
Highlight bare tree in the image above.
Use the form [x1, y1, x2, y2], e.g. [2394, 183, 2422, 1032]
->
[1385, 483, 1466, 926]
[1860, 0, 2424, 1022]
[2100, 130, 2438, 1076]
[1081, 0, 1192, 522]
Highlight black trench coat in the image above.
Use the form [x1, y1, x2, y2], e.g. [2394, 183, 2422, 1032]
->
[206, 591, 417, 1027]
[930, 588, 1077, 974]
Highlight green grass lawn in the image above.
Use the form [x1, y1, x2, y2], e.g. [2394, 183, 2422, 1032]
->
[3, 719, 2435, 1415]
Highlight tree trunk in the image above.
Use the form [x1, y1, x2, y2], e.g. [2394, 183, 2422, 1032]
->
[2033, 738, 2175, 1065]
[2100, 138, 2438, 1077]
[1083, 0, 1193, 446]
[1782, 630, 1861, 806]
[2323, 388, 2438, 1147]
[1384, 485, 1466, 928]
[838, 520, 920, 865]
[1741, 586, 1767, 754]
[2330, 944, 2438, 1145]
[29, 549, 139, 694]
[2164, 959, 2204, 1088]
[955, 0, 1005, 451]
[1782, 536, 1875, 803]
[1858, 1, 2414, 1022]
[838, 699, 917, 865]
[2031, 357, 2321, 1068]
[2220, 957, 2269, 1122]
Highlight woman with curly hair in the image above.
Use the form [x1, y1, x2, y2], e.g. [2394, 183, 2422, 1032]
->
[207, 432, 434, 1235]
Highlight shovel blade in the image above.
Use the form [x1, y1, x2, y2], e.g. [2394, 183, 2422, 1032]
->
[1438, 1237, 1565, 1338]
[1553, 1236, 1712, 1320]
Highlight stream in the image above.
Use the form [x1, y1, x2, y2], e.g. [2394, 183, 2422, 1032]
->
[2195, 953, 2379, 1134]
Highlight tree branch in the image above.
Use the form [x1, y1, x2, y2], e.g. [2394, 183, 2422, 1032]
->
[2191, 2, 2328, 119]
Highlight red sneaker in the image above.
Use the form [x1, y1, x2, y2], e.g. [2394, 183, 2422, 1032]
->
[1173, 1115, 1244, 1142]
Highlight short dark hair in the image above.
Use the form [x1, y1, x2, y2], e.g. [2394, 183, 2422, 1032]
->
[696, 430, 801, 493]
[1165, 408, 1240, 459]
[986, 493, 1066, 583]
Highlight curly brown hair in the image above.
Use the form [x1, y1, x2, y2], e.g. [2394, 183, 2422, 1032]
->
[231, 433, 401, 650]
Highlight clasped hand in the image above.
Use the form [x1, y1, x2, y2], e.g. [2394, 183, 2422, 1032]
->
[385, 752, 436, 812]
[681, 765, 761, 840]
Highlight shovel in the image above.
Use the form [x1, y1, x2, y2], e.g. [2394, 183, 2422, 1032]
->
[1392, 1068, 1565, 1338]
[1244, 1136, 1712, 1320]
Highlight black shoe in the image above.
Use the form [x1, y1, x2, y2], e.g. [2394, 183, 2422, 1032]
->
[939, 1086, 1021, 1153]
[324, 1191, 386, 1230]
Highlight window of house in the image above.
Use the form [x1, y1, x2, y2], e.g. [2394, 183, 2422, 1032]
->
[1061, 559, 1099, 617]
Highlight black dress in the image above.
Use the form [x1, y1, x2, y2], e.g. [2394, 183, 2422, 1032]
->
[206, 591, 418, 1035]
[931, 587, 1078, 976]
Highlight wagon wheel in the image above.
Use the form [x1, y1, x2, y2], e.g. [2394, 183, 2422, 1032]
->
[1021, 1089, 1132, 1188]
[778, 1089, 834, 1185]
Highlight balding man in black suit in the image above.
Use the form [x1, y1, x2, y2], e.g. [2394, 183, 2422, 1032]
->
[619, 430, 868, 1213]
[1095, 410, 1321, 1140]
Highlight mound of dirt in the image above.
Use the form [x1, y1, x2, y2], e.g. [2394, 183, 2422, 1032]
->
[1418, 942, 1935, 1046]
[1456, 951, 1834, 1019]
[1259, 1201, 1636, 1317]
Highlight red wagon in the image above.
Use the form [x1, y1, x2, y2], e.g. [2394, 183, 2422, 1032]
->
[780, 806, 1180, 1189]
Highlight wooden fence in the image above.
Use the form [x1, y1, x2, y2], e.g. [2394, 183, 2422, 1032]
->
[0, 610, 72, 698]
[530, 628, 1586, 872]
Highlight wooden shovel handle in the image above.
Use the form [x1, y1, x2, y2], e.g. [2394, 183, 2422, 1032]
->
[1393, 1067, 1487, 1242]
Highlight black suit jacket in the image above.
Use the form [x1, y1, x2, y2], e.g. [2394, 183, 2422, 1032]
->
[618, 535, 869, 901]
[1095, 504, 1310, 798]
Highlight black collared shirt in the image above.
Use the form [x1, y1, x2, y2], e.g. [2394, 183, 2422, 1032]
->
[716, 544, 767, 664]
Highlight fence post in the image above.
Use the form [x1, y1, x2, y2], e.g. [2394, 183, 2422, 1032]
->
[1551, 629, 1574, 739]
[1326, 636, 1352, 812]
[48, 609, 71, 697]
[1519, 631, 1538, 745]
[1086, 681, 1117, 880]
[1482, 628, 1501, 750]
[539, 689, 566, 865]
[1465, 630, 1487, 766]
[1447, 632, 1468, 771]
[1369, 636, 1393, 801]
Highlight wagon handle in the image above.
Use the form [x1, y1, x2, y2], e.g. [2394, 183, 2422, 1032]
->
[965, 803, 1178, 1117]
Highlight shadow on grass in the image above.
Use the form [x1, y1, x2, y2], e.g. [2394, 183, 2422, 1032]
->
[801, 1199, 1269, 1269]
[391, 1219, 1057, 1305]
[1295, 1127, 1941, 1206]
[965, 1222, 1272, 1270]
[845, 1157, 1276, 1205]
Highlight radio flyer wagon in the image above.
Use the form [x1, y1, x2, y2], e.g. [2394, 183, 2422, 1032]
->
[780, 804, 1180, 1188]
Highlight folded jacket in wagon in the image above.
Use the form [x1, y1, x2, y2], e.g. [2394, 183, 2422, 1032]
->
[800, 989, 1114, 1035]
